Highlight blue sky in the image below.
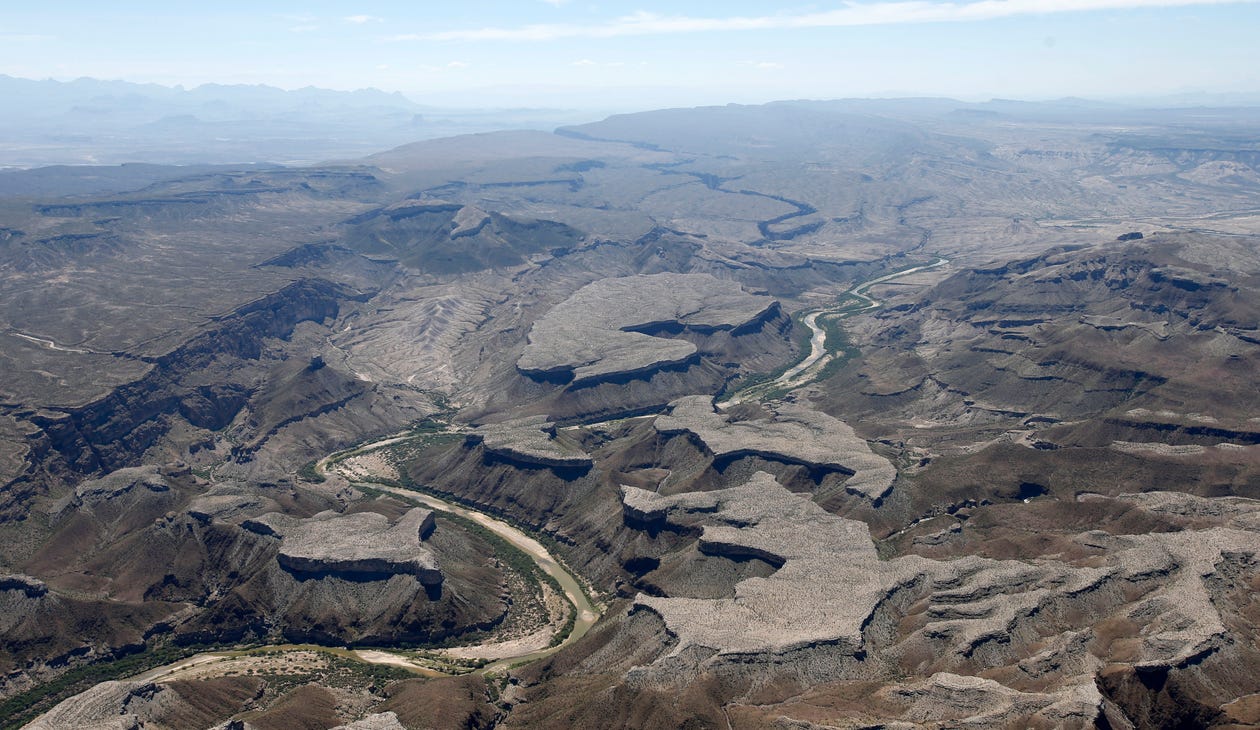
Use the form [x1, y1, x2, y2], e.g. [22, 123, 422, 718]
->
[2, 1, 1259, 109]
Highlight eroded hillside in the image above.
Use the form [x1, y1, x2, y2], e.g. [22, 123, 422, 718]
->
[3, 99, 1260, 728]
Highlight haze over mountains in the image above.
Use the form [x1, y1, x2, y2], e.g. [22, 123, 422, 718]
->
[2, 86, 1260, 728]
[0, 75, 598, 168]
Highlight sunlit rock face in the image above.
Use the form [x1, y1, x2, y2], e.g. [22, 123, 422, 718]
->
[244, 508, 441, 585]
[518, 273, 778, 385]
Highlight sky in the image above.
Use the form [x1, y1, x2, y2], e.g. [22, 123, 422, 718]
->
[3, 1, 1259, 110]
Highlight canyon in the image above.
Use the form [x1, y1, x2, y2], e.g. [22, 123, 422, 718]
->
[2, 98, 1260, 727]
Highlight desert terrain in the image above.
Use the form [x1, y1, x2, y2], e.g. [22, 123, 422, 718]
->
[3, 97, 1260, 728]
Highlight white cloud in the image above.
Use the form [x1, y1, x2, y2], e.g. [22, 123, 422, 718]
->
[572, 58, 597, 66]
[751, 61, 785, 70]
[345, 15, 383, 24]
[402, 0, 1259, 42]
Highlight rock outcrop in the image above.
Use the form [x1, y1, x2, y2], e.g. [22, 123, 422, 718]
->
[53, 465, 173, 512]
[625, 472, 924, 676]
[25, 680, 152, 730]
[655, 395, 897, 499]
[472, 415, 593, 468]
[29, 680, 408, 730]
[619, 471, 1260, 725]
[331, 713, 407, 730]
[244, 508, 441, 585]
[185, 487, 266, 524]
[518, 273, 778, 386]
[449, 205, 491, 238]
[0, 573, 47, 598]
[22, 278, 366, 477]
[343, 200, 584, 275]
[878, 672, 1106, 728]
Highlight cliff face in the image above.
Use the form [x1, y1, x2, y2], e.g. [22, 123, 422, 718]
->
[818, 236, 1260, 440]
[11, 102, 1260, 729]
[517, 273, 780, 385]
[2, 279, 381, 517]
[4, 472, 515, 692]
[494, 458, 1260, 730]
[54, 279, 363, 466]
[342, 201, 585, 275]
[401, 405, 888, 594]
[504, 274, 796, 423]
[245, 508, 442, 585]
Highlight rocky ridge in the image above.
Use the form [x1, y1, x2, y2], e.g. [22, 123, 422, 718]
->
[472, 415, 593, 468]
[618, 471, 1260, 725]
[518, 273, 778, 385]
[25, 678, 410, 730]
[655, 395, 897, 499]
[24, 680, 154, 730]
[244, 508, 441, 584]
[7, 100, 1260, 729]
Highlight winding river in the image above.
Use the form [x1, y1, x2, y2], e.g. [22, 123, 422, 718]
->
[121, 438, 600, 686]
[723, 256, 948, 405]
[84, 258, 949, 691]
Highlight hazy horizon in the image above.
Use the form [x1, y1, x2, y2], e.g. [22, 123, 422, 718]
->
[6, 71, 1260, 116]
[4, 1, 1260, 111]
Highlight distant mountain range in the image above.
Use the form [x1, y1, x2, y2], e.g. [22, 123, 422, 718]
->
[0, 75, 595, 168]
[4, 74, 1259, 170]
[0, 75, 422, 116]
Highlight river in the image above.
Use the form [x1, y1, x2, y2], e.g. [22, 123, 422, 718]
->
[117, 437, 600, 686]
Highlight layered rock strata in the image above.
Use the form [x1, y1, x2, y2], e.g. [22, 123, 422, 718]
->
[244, 508, 441, 584]
[517, 273, 778, 386]
[472, 415, 593, 468]
[25, 680, 152, 730]
[655, 395, 897, 499]
[625, 472, 924, 671]
[621, 472, 1260, 724]
[27, 680, 408, 730]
